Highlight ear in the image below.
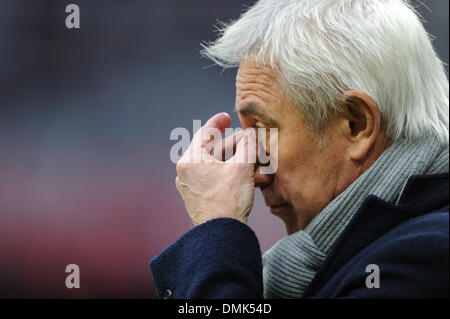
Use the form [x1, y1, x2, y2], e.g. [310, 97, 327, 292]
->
[339, 90, 382, 161]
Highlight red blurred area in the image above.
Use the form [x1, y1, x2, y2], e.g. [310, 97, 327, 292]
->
[0, 156, 194, 298]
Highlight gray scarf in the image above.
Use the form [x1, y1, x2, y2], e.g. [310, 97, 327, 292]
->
[263, 137, 449, 298]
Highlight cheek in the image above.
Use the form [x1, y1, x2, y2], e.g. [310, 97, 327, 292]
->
[274, 132, 319, 186]
[277, 135, 304, 167]
[271, 137, 302, 182]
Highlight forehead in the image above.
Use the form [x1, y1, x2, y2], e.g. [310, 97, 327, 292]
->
[235, 60, 283, 114]
[236, 60, 279, 93]
[236, 59, 278, 79]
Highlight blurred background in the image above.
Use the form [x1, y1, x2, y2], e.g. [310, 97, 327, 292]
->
[0, 0, 448, 298]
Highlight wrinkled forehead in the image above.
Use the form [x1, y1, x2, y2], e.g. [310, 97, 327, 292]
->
[235, 60, 293, 127]
[236, 60, 282, 104]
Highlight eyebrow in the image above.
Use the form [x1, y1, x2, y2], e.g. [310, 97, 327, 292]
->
[235, 103, 278, 127]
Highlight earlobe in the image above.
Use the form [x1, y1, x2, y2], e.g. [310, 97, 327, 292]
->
[339, 90, 381, 161]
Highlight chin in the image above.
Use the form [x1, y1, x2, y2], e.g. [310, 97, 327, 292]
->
[269, 204, 313, 234]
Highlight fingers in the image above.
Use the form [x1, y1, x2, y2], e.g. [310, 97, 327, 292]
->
[192, 112, 232, 148]
[227, 128, 257, 164]
[184, 112, 231, 163]
[203, 112, 232, 134]
[211, 129, 245, 161]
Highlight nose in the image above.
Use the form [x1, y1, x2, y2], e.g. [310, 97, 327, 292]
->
[253, 134, 274, 188]
[254, 166, 273, 188]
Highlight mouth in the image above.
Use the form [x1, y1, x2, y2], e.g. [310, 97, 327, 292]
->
[269, 203, 292, 213]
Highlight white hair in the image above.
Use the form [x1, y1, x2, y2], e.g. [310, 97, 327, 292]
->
[201, 0, 449, 144]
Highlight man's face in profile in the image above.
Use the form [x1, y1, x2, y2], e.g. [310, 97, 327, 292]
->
[235, 60, 349, 234]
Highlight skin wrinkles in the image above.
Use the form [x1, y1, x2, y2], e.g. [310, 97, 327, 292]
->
[237, 82, 278, 101]
[235, 60, 390, 234]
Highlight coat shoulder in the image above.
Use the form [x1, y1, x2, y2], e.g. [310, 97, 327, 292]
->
[316, 206, 449, 298]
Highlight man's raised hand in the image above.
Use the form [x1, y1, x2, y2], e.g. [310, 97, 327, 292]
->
[175, 112, 257, 226]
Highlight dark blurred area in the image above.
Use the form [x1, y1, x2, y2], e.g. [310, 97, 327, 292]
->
[0, 0, 448, 298]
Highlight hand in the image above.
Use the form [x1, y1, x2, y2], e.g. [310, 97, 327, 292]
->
[175, 112, 257, 226]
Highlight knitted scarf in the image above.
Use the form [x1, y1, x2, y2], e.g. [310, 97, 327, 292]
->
[263, 137, 449, 298]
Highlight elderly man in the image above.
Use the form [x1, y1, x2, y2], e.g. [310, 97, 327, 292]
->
[150, 0, 448, 298]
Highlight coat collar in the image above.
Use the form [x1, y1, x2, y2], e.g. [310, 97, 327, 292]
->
[303, 172, 449, 298]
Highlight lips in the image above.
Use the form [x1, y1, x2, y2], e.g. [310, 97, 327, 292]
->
[269, 203, 291, 209]
[262, 189, 291, 209]
[265, 197, 290, 209]
[269, 203, 291, 214]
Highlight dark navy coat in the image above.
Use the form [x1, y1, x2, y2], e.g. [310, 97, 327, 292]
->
[150, 173, 449, 298]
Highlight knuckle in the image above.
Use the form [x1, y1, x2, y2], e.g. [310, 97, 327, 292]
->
[176, 161, 185, 174]
[175, 177, 181, 190]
